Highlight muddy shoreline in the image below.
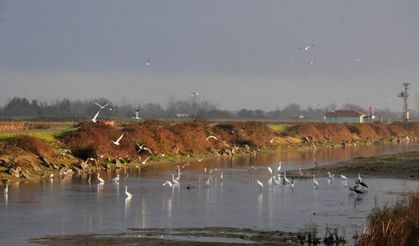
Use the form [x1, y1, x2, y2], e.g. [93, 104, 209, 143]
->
[2, 121, 419, 183]
[302, 151, 419, 179]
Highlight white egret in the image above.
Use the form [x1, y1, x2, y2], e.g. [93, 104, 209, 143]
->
[162, 181, 173, 187]
[140, 156, 151, 165]
[205, 178, 210, 186]
[112, 134, 124, 146]
[112, 174, 120, 183]
[88, 175, 91, 184]
[312, 174, 319, 187]
[91, 110, 101, 123]
[272, 176, 280, 185]
[190, 91, 200, 96]
[97, 173, 105, 185]
[146, 59, 151, 66]
[277, 162, 282, 172]
[340, 174, 348, 180]
[132, 109, 141, 120]
[4, 184, 8, 194]
[256, 179, 264, 191]
[267, 167, 273, 176]
[125, 185, 132, 198]
[172, 174, 179, 185]
[283, 172, 291, 185]
[220, 171, 224, 181]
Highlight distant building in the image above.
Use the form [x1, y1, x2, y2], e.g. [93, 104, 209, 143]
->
[324, 110, 366, 123]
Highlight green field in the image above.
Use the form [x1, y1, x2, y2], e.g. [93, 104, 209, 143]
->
[267, 123, 291, 133]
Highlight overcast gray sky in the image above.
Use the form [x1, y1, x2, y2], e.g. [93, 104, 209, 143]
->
[1, 0, 419, 110]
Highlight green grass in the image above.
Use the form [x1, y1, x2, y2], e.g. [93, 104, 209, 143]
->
[267, 123, 291, 133]
[0, 128, 75, 142]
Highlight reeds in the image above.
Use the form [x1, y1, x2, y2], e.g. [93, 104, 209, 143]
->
[357, 192, 419, 246]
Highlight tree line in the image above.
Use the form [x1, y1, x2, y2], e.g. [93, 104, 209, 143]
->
[0, 97, 404, 121]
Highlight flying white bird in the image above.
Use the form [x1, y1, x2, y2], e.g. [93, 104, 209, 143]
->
[112, 134, 124, 146]
[298, 44, 315, 51]
[125, 185, 132, 198]
[190, 91, 200, 96]
[206, 135, 218, 141]
[256, 179, 264, 191]
[91, 110, 101, 123]
[95, 102, 110, 110]
[97, 173, 105, 185]
[146, 59, 151, 66]
[112, 174, 120, 183]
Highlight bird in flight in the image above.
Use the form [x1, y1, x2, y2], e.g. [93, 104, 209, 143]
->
[112, 134, 124, 146]
[191, 91, 200, 97]
[91, 110, 101, 123]
[95, 102, 111, 110]
[298, 44, 315, 51]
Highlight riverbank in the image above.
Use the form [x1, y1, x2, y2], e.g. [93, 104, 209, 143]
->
[303, 151, 419, 179]
[1, 120, 419, 183]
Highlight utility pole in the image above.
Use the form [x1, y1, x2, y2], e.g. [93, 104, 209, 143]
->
[397, 82, 411, 122]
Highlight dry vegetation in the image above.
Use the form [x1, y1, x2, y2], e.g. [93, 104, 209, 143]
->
[357, 192, 419, 246]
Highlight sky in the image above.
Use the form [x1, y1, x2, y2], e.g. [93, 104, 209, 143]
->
[1, 0, 419, 111]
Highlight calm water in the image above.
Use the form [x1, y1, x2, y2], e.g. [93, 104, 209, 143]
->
[1, 143, 419, 245]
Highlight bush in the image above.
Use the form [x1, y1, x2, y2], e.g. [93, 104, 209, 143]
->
[72, 145, 97, 160]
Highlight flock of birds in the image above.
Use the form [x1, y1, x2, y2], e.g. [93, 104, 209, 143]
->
[251, 161, 369, 195]
[3, 158, 369, 205]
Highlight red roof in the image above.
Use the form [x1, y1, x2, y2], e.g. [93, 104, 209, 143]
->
[324, 110, 364, 117]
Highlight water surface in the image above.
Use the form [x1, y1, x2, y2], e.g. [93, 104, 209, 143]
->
[1, 144, 418, 245]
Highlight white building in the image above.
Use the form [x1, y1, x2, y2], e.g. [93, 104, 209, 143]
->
[324, 110, 366, 123]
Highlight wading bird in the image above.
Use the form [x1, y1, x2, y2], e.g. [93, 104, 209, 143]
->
[267, 166, 273, 176]
[220, 171, 224, 181]
[312, 174, 319, 188]
[4, 184, 8, 194]
[112, 134, 124, 146]
[125, 186, 132, 198]
[112, 174, 120, 183]
[172, 174, 179, 185]
[97, 173, 105, 185]
[257, 179, 264, 191]
[162, 180, 173, 187]
[277, 162, 282, 172]
[132, 109, 141, 120]
[340, 174, 348, 180]
[140, 156, 151, 165]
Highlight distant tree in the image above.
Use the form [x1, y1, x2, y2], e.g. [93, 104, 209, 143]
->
[237, 109, 255, 118]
